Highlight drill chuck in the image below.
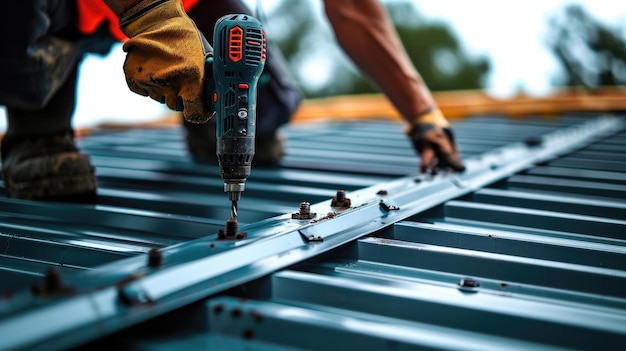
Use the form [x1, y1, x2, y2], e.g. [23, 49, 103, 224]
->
[212, 14, 266, 204]
[225, 183, 244, 201]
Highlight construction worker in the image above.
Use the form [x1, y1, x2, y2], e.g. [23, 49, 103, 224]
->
[0, 0, 300, 200]
[0, 0, 463, 201]
[324, 0, 465, 174]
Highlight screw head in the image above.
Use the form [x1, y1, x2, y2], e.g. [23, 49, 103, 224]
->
[147, 247, 163, 267]
[292, 201, 317, 220]
[458, 277, 480, 290]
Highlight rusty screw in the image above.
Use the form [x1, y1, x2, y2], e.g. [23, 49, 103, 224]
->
[44, 268, 64, 293]
[330, 189, 351, 209]
[336, 190, 346, 202]
[292, 201, 317, 220]
[147, 247, 163, 268]
[31, 268, 73, 296]
[224, 219, 239, 235]
[300, 201, 311, 214]
[218, 219, 247, 240]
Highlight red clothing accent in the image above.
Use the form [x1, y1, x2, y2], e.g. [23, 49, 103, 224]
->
[77, 0, 201, 41]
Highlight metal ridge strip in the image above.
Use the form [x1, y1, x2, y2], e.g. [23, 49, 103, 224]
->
[0, 116, 622, 351]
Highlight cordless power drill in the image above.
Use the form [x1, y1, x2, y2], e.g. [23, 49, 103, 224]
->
[205, 14, 266, 221]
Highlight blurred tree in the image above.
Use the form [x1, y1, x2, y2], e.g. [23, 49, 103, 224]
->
[262, 0, 490, 97]
[547, 5, 626, 89]
[387, 2, 490, 92]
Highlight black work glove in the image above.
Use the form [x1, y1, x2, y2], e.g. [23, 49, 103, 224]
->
[409, 123, 465, 174]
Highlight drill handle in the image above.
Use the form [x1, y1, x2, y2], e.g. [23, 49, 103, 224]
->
[204, 56, 216, 118]
[196, 29, 216, 119]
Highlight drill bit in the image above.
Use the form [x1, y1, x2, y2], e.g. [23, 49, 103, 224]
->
[231, 200, 238, 221]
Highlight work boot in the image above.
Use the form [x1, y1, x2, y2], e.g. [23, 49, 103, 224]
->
[1, 132, 97, 200]
[254, 132, 285, 166]
[183, 117, 284, 166]
[1, 59, 96, 201]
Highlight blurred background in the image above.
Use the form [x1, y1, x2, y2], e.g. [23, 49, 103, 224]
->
[1, 0, 625, 131]
[257, 0, 626, 98]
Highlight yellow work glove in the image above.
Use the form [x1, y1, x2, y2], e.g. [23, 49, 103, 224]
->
[119, 0, 214, 123]
[408, 108, 465, 174]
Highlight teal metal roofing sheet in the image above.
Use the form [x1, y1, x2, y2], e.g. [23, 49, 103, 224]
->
[0, 114, 624, 350]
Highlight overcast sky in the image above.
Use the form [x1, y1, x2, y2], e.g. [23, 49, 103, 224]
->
[259, 0, 626, 98]
[412, 0, 626, 97]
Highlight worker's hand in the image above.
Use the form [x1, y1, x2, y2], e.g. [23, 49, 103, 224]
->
[119, 0, 214, 123]
[409, 109, 465, 174]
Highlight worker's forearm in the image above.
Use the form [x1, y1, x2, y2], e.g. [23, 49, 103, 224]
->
[324, 0, 445, 126]
[102, 0, 144, 16]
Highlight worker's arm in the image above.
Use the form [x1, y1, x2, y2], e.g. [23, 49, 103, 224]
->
[323, 0, 464, 173]
[102, 0, 213, 123]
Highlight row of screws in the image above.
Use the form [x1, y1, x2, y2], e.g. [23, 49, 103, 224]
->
[292, 189, 353, 220]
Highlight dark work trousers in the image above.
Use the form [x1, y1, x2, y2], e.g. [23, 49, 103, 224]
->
[0, 0, 82, 148]
[0, 0, 301, 153]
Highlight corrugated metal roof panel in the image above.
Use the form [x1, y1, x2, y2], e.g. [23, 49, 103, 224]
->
[0, 114, 624, 350]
